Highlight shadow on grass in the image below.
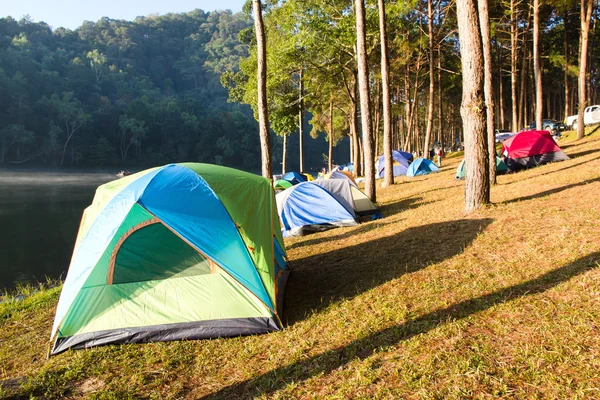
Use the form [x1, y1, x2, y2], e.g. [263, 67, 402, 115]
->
[504, 176, 600, 204]
[286, 220, 398, 251]
[378, 195, 437, 215]
[284, 218, 494, 326]
[379, 185, 458, 212]
[500, 154, 600, 186]
[203, 252, 600, 399]
[287, 197, 432, 251]
[566, 147, 600, 158]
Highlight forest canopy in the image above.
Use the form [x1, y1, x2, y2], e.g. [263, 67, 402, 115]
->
[0, 11, 347, 172]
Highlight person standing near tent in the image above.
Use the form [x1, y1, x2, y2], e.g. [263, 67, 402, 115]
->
[437, 147, 443, 167]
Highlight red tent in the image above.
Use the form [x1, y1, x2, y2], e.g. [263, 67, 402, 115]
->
[502, 130, 562, 159]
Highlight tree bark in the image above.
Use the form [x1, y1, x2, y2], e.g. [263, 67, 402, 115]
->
[564, 10, 570, 120]
[329, 98, 334, 172]
[533, 0, 543, 129]
[510, 0, 519, 132]
[299, 69, 304, 172]
[282, 133, 287, 174]
[352, 75, 362, 177]
[437, 45, 443, 147]
[478, 0, 496, 184]
[577, 0, 594, 139]
[253, 0, 272, 179]
[355, 0, 376, 201]
[456, 0, 490, 211]
[518, 14, 531, 130]
[499, 44, 505, 128]
[424, 0, 435, 159]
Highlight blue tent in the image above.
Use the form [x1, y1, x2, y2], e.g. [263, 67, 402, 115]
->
[406, 158, 440, 177]
[340, 163, 355, 173]
[376, 150, 413, 178]
[282, 171, 306, 185]
[275, 182, 358, 237]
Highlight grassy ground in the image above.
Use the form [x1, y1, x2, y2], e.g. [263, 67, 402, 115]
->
[2, 129, 600, 399]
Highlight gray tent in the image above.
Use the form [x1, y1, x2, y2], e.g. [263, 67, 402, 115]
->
[310, 179, 379, 217]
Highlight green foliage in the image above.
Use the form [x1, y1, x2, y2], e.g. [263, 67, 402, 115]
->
[0, 11, 266, 170]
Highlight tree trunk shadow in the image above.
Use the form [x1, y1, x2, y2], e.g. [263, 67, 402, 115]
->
[203, 252, 600, 399]
[284, 218, 493, 326]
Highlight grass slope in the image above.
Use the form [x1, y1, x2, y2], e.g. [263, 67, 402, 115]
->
[2, 131, 600, 399]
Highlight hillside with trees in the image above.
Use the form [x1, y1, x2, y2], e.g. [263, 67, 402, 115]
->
[0, 11, 348, 172]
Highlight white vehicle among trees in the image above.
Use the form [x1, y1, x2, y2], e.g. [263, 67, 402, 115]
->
[566, 105, 600, 130]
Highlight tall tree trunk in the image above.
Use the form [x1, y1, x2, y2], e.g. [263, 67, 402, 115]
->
[329, 98, 334, 172]
[456, 0, 490, 211]
[478, 0, 496, 184]
[404, 68, 412, 149]
[352, 98, 361, 177]
[374, 83, 381, 155]
[518, 12, 531, 129]
[564, 10, 570, 120]
[578, 0, 594, 139]
[355, 0, 376, 201]
[437, 45, 443, 146]
[299, 69, 304, 172]
[499, 44, 505, 128]
[424, 0, 435, 159]
[533, 0, 543, 129]
[350, 72, 362, 177]
[253, 0, 272, 179]
[282, 134, 287, 174]
[510, 0, 519, 132]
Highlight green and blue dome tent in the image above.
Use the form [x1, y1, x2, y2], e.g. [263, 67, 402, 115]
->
[50, 163, 288, 355]
[406, 158, 440, 177]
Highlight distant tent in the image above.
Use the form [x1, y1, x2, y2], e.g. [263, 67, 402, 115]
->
[375, 150, 413, 178]
[341, 163, 355, 173]
[302, 173, 315, 181]
[406, 158, 440, 177]
[502, 130, 570, 171]
[276, 182, 358, 237]
[50, 163, 288, 355]
[324, 170, 358, 187]
[456, 157, 508, 180]
[310, 179, 379, 217]
[274, 179, 293, 190]
[282, 172, 307, 185]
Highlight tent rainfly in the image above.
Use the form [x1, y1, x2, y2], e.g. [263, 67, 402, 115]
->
[501, 130, 570, 171]
[276, 182, 358, 237]
[310, 179, 379, 217]
[406, 158, 440, 177]
[375, 150, 413, 178]
[324, 170, 358, 187]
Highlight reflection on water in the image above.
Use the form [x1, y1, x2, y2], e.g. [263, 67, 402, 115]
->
[0, 171, 115, 290]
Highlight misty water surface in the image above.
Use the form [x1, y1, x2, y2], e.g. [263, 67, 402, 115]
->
[0, 171, 114, 290]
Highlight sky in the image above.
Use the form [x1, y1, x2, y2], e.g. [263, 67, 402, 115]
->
[2, 0, 246, 30]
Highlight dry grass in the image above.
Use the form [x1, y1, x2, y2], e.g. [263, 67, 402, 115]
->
[1, 130, 600, 399]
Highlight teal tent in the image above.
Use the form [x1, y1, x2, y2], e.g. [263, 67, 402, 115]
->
[455, 157, 508, 180]
[406, 158, 440, 177]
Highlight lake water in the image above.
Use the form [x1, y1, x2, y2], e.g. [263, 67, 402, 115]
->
[0, 171, 115, 291]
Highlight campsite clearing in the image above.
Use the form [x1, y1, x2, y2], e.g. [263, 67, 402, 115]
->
[1, 130, 600, 399]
